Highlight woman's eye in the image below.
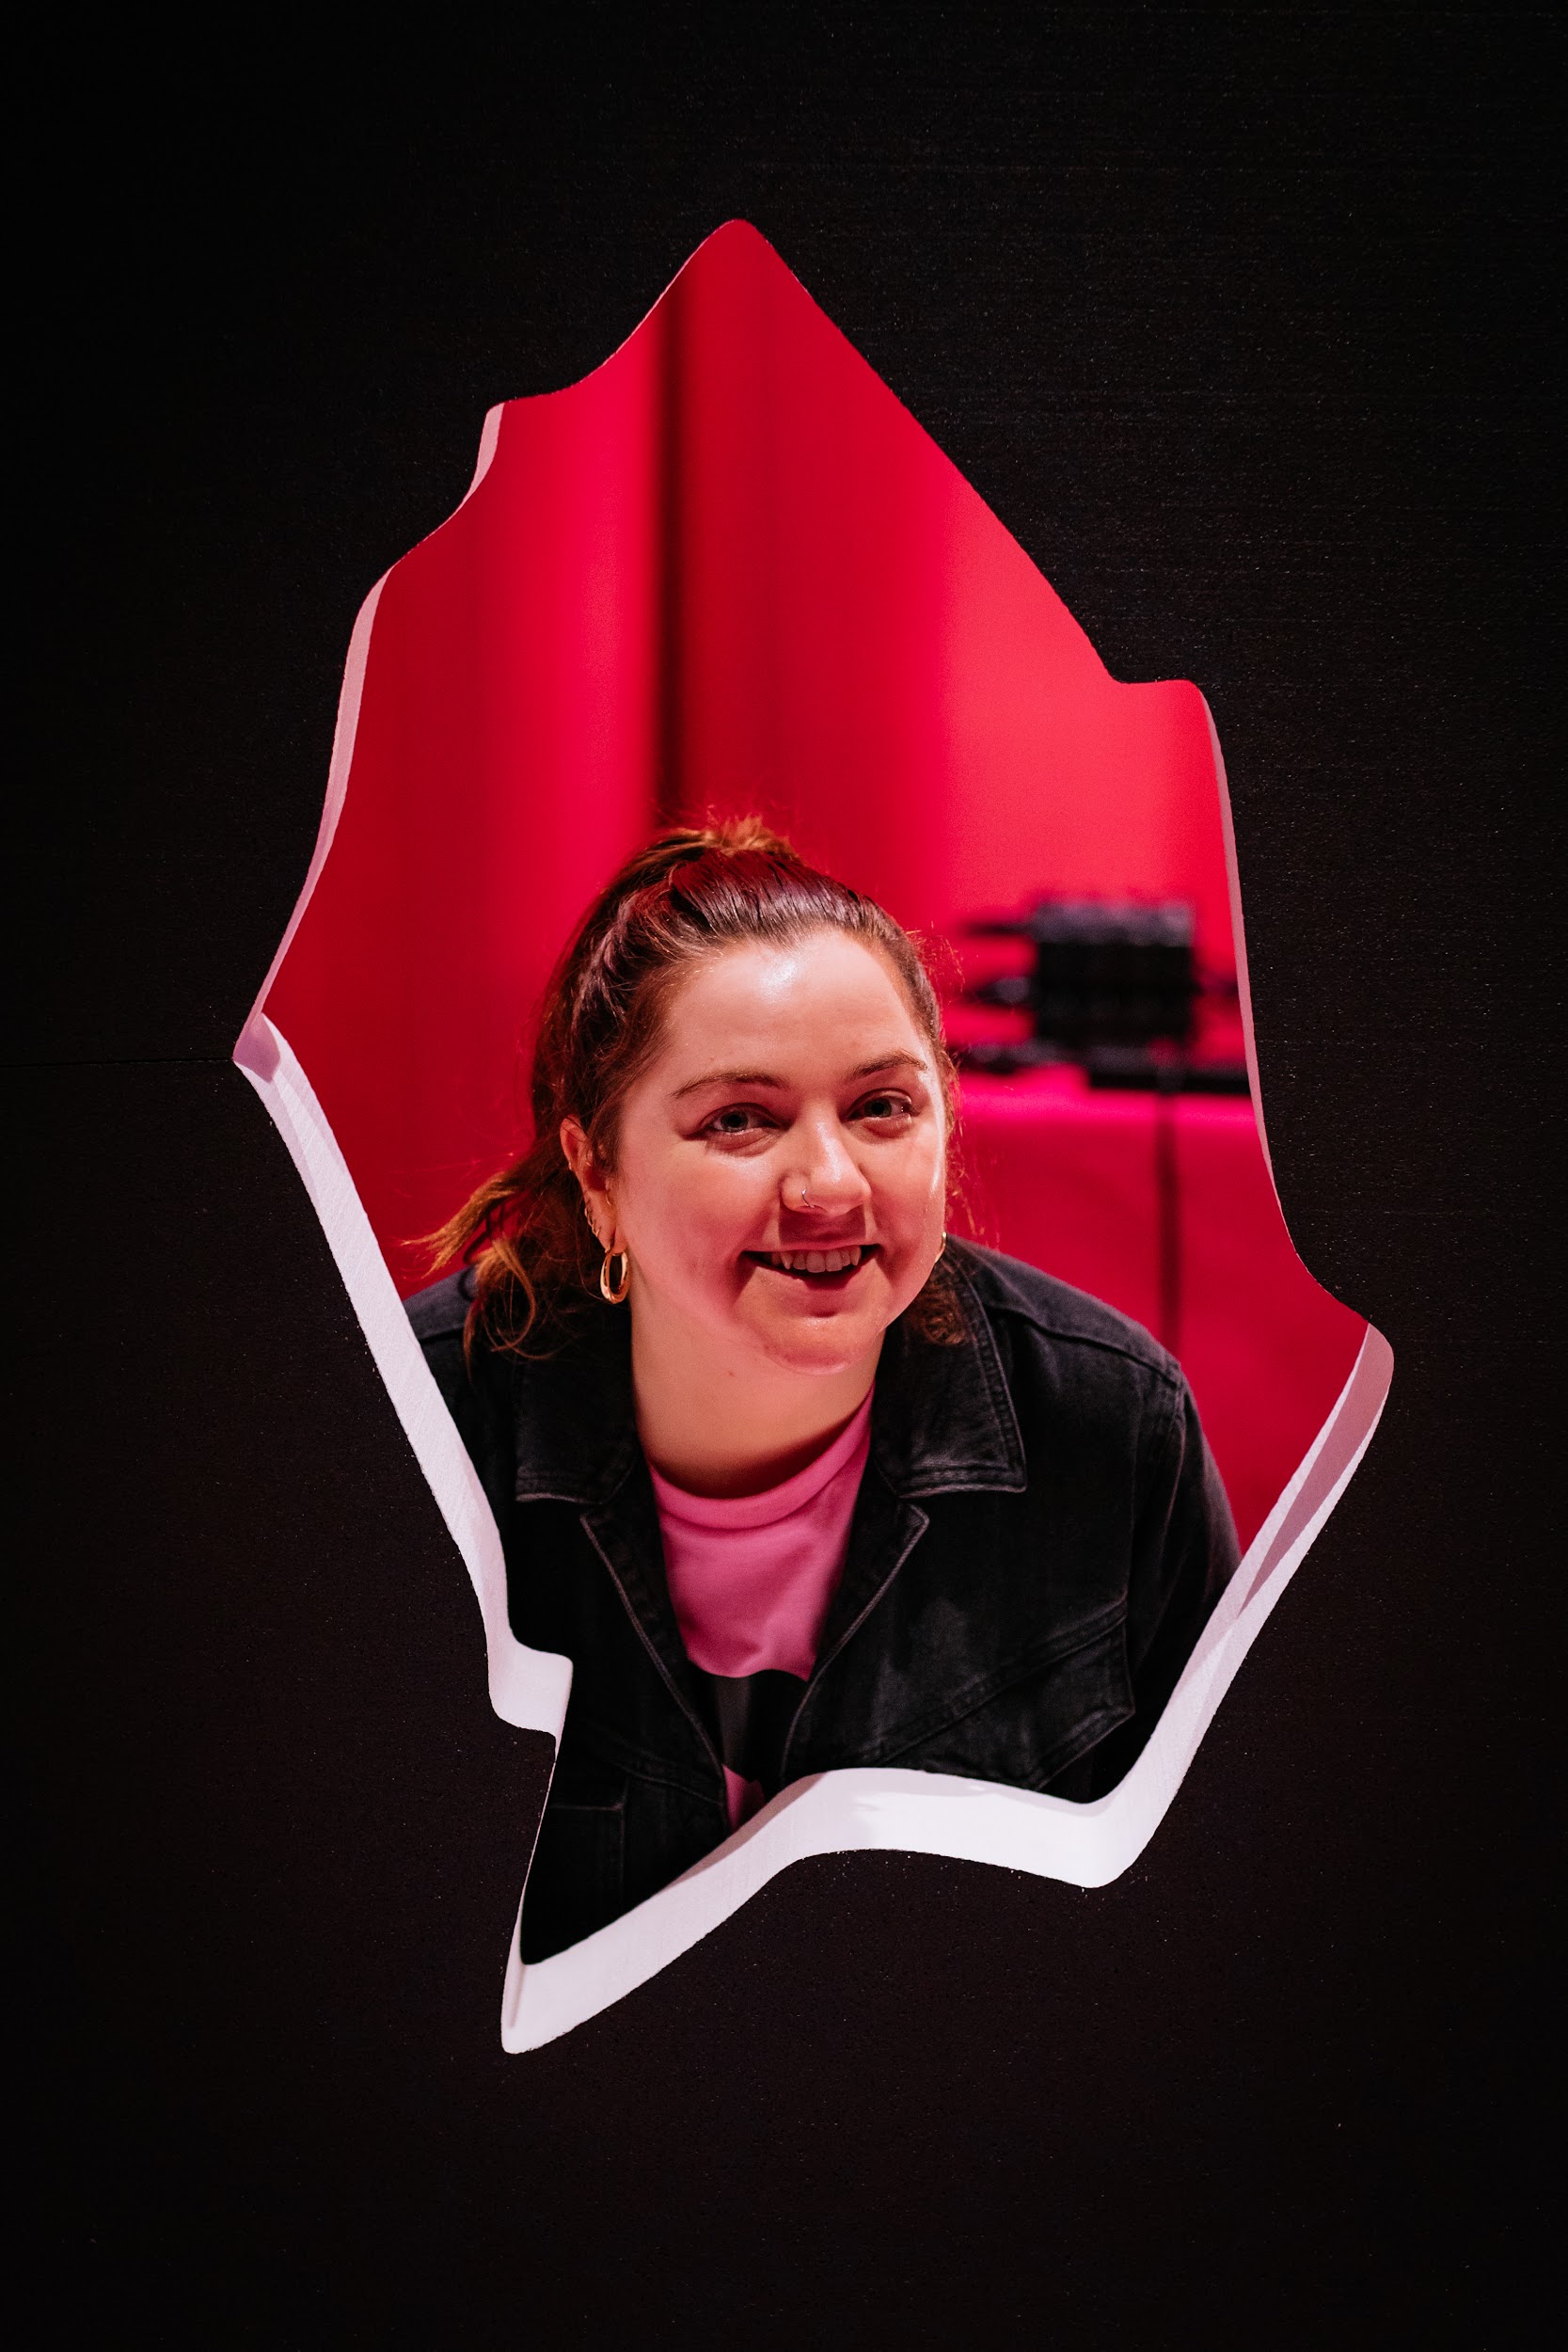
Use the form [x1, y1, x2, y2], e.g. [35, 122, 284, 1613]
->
[856, 1093, 913, 1122]
[704, 1105, 770, 1136]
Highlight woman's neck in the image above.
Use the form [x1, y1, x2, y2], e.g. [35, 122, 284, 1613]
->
[630, 1312, 880, 1500]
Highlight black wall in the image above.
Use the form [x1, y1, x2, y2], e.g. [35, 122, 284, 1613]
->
[18, 13, 1559, 2345]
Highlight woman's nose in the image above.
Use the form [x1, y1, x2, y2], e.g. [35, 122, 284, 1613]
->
[784, 1125, 871, 1213]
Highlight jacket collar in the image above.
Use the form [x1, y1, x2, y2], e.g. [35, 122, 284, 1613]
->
[867, 1248, 1027, 1496]
[511, 1244, 1026, 1506]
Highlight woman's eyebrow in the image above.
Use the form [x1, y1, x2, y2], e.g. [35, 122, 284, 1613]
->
[673, 1051, 927, 1100]
[673, 1068, 784, 1098]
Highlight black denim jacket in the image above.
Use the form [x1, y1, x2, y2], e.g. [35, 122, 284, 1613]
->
[409, 1239, 1238, 1960]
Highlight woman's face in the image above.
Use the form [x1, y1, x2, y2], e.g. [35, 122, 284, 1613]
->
[582, 930, 948, 1379]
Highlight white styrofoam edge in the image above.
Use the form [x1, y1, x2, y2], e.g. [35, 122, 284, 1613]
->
[234, 1011, 573, 1739]
[233, 402, 1390, 2053]
[240, 575, 388, 1036]
[237, 407, 506, 1046]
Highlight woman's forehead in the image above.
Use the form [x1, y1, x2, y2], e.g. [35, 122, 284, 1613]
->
[660, 933, 922, 1054]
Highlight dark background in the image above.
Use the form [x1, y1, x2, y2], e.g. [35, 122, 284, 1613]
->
[17, 10, 1560, 2344]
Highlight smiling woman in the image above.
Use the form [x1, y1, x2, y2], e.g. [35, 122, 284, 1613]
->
[408, 821, 1239, 1959]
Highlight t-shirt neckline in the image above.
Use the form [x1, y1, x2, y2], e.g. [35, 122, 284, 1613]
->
[648, 1389, 874, 1532]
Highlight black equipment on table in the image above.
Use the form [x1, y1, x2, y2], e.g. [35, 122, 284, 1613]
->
[956, 898, 1248, 1094]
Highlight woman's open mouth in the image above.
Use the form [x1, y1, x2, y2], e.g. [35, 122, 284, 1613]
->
[745, 1243, 878, 1283]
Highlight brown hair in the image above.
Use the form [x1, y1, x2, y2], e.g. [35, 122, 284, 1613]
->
[428, 817, 965, 1353]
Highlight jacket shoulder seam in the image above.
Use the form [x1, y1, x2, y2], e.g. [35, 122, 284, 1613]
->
[984, 1298, 1182, 1387]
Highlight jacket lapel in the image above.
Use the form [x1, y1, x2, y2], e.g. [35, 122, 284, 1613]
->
[578, 1467, 722, 1767]
[511, 1305, 721, 1769]
[784, 1251, 1029, 1771]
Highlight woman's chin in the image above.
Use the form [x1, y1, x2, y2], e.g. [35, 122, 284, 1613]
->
[743, 1298, 891, 1377]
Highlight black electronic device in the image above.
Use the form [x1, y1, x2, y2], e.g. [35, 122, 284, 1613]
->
[968, 897, 1198, 1048]
[955, 897, 1248, 1093]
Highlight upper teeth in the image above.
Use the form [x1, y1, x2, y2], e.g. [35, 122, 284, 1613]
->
[768, 1246, 864, 1274]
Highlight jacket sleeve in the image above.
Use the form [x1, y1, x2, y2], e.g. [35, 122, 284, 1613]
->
[1054, 1369, 1239, 1801]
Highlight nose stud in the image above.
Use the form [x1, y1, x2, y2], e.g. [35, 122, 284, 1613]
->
[794, 1179, 815, 1211]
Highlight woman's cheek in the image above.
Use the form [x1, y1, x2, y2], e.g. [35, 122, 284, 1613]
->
[888, 1139, 945, 1231]
[675, 1167, 757, 1280]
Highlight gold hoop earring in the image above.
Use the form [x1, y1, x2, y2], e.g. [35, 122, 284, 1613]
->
[599, 1248, 632, 1305]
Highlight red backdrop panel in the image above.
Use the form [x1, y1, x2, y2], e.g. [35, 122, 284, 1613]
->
[262, 220, 1362, 1550]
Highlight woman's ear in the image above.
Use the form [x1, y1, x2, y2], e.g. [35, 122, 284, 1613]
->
[561, 1117, 612, 1232]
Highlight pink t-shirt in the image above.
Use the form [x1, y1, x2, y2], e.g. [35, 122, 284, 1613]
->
[650, 1391, 873, 1828]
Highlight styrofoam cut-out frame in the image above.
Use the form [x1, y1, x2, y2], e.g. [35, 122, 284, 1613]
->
[235, 386, 1391, 2061]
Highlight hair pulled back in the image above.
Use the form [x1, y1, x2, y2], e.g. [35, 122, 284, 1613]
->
[429, 817, 961, 1354]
